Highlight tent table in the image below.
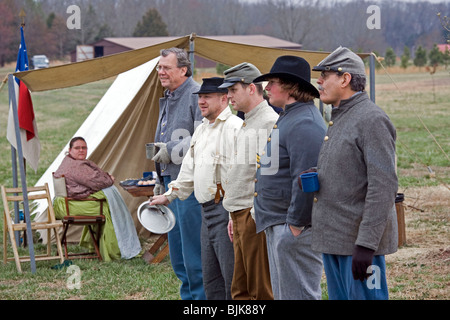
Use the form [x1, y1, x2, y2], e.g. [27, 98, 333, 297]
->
[120, 185, 169, 264]
[121, 185, 155, 198]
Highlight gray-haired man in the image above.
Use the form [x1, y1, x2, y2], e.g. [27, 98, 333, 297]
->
[152, 47, 205, 300]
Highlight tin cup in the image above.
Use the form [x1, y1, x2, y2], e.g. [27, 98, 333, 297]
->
[300, 172, 319, 192]
[143, 171, 153, 179]
[146, 143, 157, 159]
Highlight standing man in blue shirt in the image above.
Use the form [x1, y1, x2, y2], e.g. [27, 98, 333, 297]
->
[152, 47, 205, 300]
[253, 56, 326, 300]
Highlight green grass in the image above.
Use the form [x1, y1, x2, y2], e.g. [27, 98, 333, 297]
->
[0, 66, 449, 300]
[372, 69, 450, 188]
[0, 247, 180, 300]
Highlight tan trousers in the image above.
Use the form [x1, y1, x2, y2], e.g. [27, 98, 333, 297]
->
[230, 208, 273, 300]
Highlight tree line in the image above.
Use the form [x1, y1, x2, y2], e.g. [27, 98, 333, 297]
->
[0, 0, 449, 67]
[381, 44, 449, 70]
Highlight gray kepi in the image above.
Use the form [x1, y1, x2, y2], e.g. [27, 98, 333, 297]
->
[218, 62, 262, 88]
[312, 46, 366, 76]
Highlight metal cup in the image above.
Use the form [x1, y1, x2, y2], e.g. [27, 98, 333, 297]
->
[300, 172, 320, 192]
[146, 143, 157, 159]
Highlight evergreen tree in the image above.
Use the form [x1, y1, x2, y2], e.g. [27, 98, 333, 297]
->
[442, 47, 450, 69]
[133, 8, 169, 37]
[413, 46, 427, 68]
[401, 46, 410, 69]
[384, 47, 396, 67]
[428, 44, 442, 67]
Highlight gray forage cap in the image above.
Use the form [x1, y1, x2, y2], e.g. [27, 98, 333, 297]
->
[312, 46, 366, 76]
[218, 62, 262, 88]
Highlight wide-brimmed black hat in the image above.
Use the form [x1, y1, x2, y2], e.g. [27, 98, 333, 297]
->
[253, 56, 319, 98]
[193, 77, 228, 94]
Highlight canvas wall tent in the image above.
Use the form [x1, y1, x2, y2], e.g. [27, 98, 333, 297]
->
[32, 58, 161, 241]
[14, 34, 372, 240]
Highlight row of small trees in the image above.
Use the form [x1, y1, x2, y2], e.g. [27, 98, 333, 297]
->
[384, 44, 450, 69]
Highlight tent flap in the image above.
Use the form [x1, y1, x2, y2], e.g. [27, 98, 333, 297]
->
[14, 36, 189, 92]
[15, 34, 371, 92]
[194, 36, 330, 74]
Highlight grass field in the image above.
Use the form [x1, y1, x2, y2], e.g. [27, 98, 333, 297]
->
[0, 64, 448, 300]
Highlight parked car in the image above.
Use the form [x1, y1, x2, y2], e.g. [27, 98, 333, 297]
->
[32, 55, 49, 69]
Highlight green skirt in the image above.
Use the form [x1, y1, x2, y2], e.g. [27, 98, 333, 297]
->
[53, 191, 121, 261]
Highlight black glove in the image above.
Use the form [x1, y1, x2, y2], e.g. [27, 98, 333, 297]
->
[351, 245, 375, 281]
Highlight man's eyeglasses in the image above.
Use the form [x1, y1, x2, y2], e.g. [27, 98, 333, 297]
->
[156, 65, 175, 72]
[320, 71, 343, 80]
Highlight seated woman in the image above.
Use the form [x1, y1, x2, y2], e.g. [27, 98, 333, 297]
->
[53, 136, 141, 261]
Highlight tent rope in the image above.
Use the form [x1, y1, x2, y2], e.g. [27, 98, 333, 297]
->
[398, 139, 450, 191]
[0, 73, 10, 93]
[372, 52, 449, 190]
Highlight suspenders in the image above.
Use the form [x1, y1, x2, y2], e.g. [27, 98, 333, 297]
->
[191, 120, 226, 204]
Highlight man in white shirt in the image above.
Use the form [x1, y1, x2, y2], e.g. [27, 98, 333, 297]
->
[151, 77, 243, 300]
[218, 63, 278, 300]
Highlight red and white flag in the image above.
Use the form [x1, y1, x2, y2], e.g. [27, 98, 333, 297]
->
[6, 26, 40, 172]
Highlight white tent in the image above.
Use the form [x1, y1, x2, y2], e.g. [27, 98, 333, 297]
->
[34, 58, 161, 240]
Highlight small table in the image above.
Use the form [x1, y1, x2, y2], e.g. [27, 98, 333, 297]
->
[120, 184, 169, 264]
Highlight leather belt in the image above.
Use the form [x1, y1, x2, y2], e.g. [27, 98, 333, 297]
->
[202, 197, 223, 207]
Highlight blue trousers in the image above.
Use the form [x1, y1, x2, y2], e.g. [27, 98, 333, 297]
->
[163, 176, 205, 300]
[323, 253, 389, 300]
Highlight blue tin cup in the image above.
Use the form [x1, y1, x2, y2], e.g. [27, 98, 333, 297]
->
[143, 171, 153, 179]
[300, 172, 319, 192]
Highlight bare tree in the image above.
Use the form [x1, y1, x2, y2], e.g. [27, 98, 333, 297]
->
[265, 0, 319, 44]
[3, 0, 450, 63]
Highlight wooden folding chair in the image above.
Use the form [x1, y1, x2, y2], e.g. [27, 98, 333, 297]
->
[2, 183, 64, 273]
[52, 174, 106, 261]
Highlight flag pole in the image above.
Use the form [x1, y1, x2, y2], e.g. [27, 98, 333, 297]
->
[9, 9, 36, 273]
[10, 9, 23, 256]
[8, 74, 37, 274]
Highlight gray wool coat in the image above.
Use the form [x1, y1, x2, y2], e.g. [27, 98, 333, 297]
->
[311, 92, 398, 256]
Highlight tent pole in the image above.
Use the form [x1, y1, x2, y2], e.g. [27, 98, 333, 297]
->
[8, 74, 36, 274]
[189, 33, 196, 72]
[369, 54, 376, 103]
